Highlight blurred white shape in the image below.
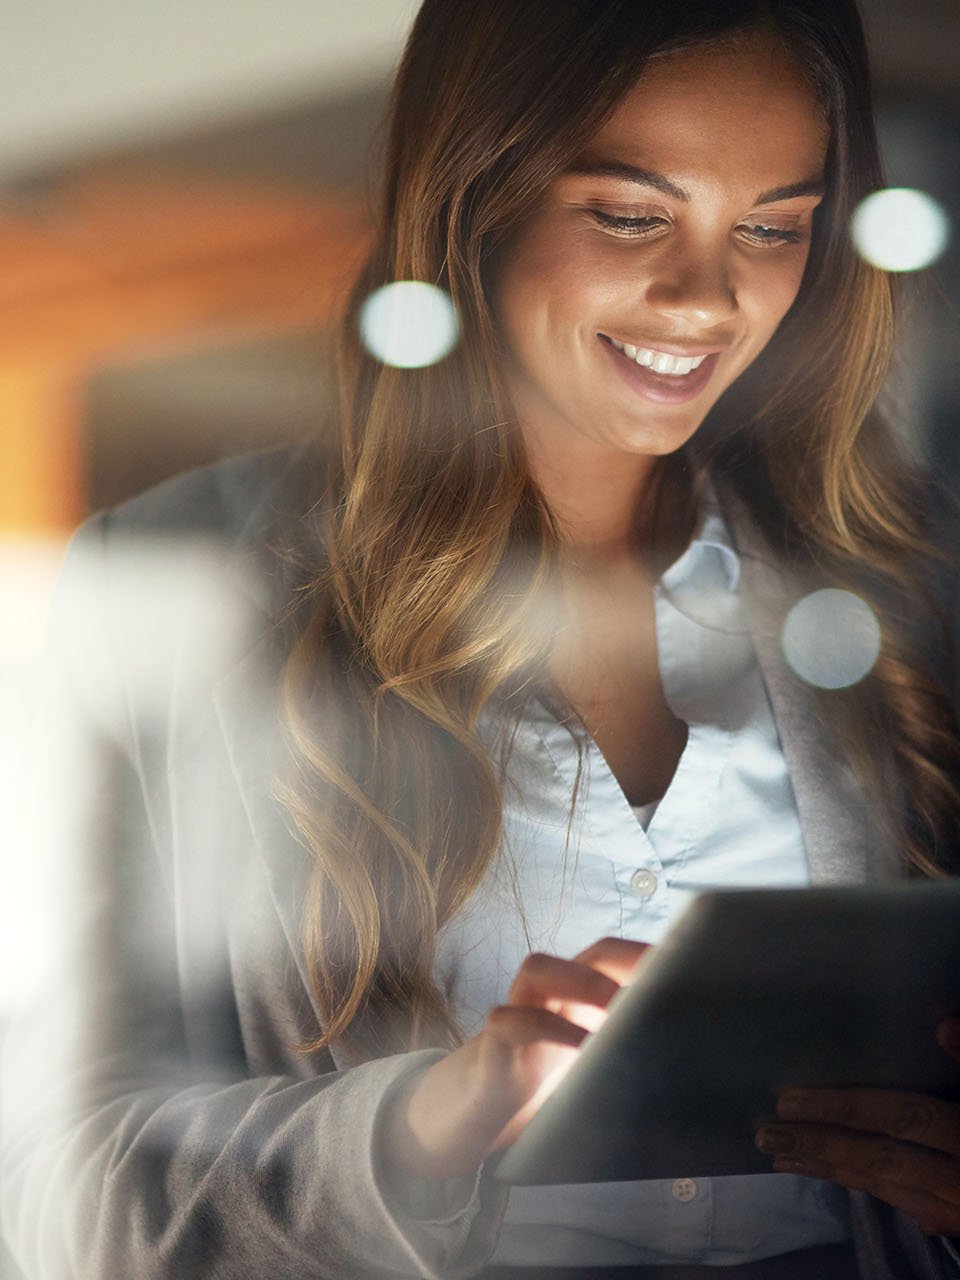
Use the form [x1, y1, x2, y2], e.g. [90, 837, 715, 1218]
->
[851, 188, 950, 273]
[359, 281, 459, 368]
[0, 538, 68, 1017]
[0, 740, 84, 1018]
[781, 588, 881, 690]
[0, 534, 256, 1019]
[0, 536, 65, 660]
[77, 535, 254, 719]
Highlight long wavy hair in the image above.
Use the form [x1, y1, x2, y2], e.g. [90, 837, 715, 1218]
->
[274, 0, 960, 1062]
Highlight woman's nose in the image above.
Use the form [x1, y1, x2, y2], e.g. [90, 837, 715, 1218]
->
[643, 242, 738, 329]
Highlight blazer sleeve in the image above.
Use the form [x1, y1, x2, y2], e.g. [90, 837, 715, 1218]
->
[0, 509, 506, 1280]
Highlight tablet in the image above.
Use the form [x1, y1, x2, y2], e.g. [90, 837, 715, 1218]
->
[493, 881, 960, 1185]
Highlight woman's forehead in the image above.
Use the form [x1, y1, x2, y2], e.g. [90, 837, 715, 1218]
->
[576, 34, 829, 195]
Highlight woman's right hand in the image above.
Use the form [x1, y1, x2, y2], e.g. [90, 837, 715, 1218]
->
[383, 937, 649, 1180]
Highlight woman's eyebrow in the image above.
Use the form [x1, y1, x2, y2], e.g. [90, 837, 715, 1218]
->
[564, 160, 825, 206]
[565, 161, 688, 201]
[756, 177, 825, 204]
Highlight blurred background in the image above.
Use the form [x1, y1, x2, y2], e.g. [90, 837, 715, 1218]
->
[0, 2, 957, 1273]
[0, 0, 958, 599]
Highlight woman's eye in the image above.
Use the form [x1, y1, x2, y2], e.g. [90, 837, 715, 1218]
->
[739, 223, 804, 248]
[590, 210, 666, 237]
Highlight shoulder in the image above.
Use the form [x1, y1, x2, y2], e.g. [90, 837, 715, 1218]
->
[50, 445, 324, 719]
[100, 444, 310, 543]
[67, 442, 327, 620]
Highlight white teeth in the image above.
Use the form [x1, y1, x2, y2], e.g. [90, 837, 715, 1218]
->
[609, 338, 709, 376]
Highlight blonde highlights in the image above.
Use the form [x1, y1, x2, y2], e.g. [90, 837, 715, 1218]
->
[274, 0, 960, 1060]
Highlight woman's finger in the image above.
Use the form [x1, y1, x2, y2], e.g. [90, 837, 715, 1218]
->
[756, 1121, 960, 1207]
[774, 1087, 960, 1158]
[507, 950, 621, 1011]
[484, 1002, 591, 1051]
[769, 1153, 960, 1236]
[573, 936, 651, 985]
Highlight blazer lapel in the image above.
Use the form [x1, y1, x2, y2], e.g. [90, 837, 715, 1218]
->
[207, 452, 354, 1061]
[213, 633, 315, 979]
[721, 490, 900, 885]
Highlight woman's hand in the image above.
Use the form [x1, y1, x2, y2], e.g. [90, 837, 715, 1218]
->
[384, 937, 648, 1181]
[755, 1015, 960, 1236]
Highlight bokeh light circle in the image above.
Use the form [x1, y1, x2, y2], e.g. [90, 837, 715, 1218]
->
[781, 589, 881, 690]
[851, 188, 950, 273]
[358, 281, 460, 368]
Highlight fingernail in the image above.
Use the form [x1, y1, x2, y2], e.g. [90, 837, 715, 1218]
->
[778, 1091, 821, 1120]
[773, 1156, 809, 1174]
[755, 1127, 797, 1154]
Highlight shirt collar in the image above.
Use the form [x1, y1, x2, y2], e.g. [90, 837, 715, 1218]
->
[659, 476, 742, 595]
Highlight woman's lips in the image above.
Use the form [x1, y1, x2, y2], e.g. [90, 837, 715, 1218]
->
[599, 335, 720, 404]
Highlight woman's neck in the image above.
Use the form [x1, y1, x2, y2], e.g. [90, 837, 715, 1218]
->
[524, 437, 663, 571]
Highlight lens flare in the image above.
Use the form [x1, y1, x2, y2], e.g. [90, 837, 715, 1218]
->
[851, 188, 950, 273]
[781, 589, 881, 690]
[359, 281, 460, 368]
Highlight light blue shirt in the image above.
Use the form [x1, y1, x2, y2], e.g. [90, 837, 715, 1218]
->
[435, 491, 852, 1267]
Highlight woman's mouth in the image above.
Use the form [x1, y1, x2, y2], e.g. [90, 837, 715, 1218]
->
[598, 334, 721, 405]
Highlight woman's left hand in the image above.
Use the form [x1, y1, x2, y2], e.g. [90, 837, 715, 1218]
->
[754, 1015, 960, 1236]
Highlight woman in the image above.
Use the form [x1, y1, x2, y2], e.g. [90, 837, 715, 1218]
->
[3, 1, 959, 1277]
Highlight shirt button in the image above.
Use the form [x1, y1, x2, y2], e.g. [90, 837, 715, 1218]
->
[672, 1178, 698, 1203]
[630, 868, 658, 898]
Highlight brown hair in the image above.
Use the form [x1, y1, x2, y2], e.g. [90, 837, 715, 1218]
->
[275, 0, 960, 1061]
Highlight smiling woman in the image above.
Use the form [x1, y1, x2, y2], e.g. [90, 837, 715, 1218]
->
[497, 33, 827, 464]
[491, 27, 834, 862]
[3, 2, 960, 1280]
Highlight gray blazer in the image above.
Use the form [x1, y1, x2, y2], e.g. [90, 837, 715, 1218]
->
[1, 447, 956, 1279]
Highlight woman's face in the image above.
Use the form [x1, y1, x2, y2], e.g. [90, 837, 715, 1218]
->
[495, 30, 829, 466]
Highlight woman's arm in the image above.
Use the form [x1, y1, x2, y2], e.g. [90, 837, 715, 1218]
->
[0, 507, 646, 1280]
[1, 512, 506, 1280]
